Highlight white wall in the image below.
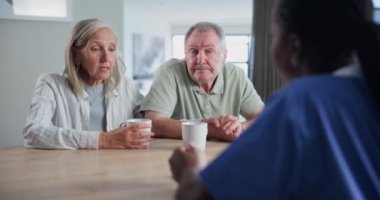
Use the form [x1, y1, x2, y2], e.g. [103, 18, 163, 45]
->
[0, 0, 124, 146]
[123, 4, 171, 93]
[0, 19, 69, 146]
[73, 0, 125, 56]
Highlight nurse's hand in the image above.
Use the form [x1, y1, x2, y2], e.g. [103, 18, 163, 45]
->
[169, 145, 199, 183]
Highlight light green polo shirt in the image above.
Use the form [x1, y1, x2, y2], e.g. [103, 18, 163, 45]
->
[140, 58, 264, 120]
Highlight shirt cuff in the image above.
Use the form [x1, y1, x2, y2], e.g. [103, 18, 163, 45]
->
[79, 131, 100, 149]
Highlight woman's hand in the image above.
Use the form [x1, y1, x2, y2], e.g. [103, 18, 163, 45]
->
[98, 124, 154, 149]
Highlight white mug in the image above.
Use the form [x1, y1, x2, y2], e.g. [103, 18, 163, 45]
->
[125, 118, 152, 132]
[181, 121, 208, 151]
[125, 119, 152, 145]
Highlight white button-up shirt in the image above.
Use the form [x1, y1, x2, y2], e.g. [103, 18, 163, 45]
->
[23, 73, 143, 149]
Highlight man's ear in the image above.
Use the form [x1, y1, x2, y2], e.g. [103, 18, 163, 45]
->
[222, 48, 227, 63]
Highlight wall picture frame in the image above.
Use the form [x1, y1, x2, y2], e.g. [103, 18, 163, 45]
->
[132, 33, 165, 80]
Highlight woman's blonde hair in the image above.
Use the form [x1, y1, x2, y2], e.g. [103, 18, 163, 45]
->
[64, 18, 122, 96]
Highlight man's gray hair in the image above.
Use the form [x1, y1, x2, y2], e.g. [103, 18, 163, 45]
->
[184, 22, 226, 50]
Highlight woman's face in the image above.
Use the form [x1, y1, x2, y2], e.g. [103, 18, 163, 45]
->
[76, 28, 117, 85]
[270, 18, 300, 81]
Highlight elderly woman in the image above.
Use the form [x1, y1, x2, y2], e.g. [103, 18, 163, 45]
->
[23, 18, 154, 149]
[169, 0, 380, 199]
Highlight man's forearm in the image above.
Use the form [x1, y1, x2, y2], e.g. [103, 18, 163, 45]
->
[241, 119, 254, 132]
[151, 118, 183, 139]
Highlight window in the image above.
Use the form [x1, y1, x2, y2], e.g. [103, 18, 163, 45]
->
[374, 0, 380, 23]
[225, 35, 250, 76]
[172, 35, 185, 59]
[172, 34, 251, 76]
[374, 0, 380, 8]
[0, 0, 71, 21]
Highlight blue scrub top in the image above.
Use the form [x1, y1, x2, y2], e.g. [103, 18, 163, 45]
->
[200, 75, 380, 200]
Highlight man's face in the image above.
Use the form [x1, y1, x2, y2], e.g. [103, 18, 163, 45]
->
[184, 29, 227, 90]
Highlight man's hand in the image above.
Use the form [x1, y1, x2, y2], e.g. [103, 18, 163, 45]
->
[203, 115, 243, 141]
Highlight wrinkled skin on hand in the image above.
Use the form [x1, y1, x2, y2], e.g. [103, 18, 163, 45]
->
[98, 124, 154, 149]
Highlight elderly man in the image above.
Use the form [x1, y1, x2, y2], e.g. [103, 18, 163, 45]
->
[140, 22, 264, 141]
